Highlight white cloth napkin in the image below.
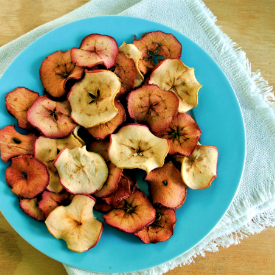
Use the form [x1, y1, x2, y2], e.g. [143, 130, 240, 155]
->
[1, 0, 275, 274]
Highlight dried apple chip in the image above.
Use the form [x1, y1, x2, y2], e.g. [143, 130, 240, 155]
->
[127, 84, 179, 133]
[155, 113, 201, 156]
[45, 195, 103, 252]
[5, 87, 39, 129]
[54, 146, 108, 194]
[103, 189, 156, 233]
[19, 197, 45, 221]
[181, 145, 218, 190]
[149, 59, 202, 112]
[87, 100, 126, 140]
[109, 124, 169, 174]
[145, 162, 187, 209]
[27, 96, 77, 139]
[67, 70, 121, 128]
[40, 50, 84, 98]
[71, 34, 119, 69]
[134, 206, 176, 244]
[133, 31, 182, 74]
[119, 42, 144, 88]
[6, 155, 49, 199]
[87, 140, 110, 162]
[0, 125, 36, 162]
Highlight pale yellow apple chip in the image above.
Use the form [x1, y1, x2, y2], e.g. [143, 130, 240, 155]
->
[34, 135, 83, 192]
[72, 125, 86, 146]
[45, 195, 103, 252]
[68, 70, 121, 128]
[149, 59, 202, 112]
[181, 145, 218, 190]
[119, 42, 144, 87]
[109, 124, 169, 174]
[54, 146, 108, 194]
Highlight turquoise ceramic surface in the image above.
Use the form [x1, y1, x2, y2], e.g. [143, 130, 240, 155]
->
[0, 16, 245, 273]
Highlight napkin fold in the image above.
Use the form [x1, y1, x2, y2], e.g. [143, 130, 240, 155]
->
[1, 0, 275, 274]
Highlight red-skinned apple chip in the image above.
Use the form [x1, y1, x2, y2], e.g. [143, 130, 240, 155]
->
[45, 195, 103, 252]
[0, 125, 36, 162]
[5, 87, 39, 129]
[19, 197, 45, 221]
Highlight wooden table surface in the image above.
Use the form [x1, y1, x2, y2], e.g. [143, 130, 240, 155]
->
[0, 0, 274, 274]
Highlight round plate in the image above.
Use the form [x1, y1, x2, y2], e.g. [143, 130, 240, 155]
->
[0, 16, 245, 273]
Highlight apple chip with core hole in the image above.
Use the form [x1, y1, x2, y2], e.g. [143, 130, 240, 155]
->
[109, 124, 169, 174]
[38, 190, 73, 218]
[88, 140, 110, 162]
[6, 155, 49, 199]
[119, 42, 144, 88]
[133, 31, 182, 75]
[155, 113, 201, 156]
[94, 163, 123, 198]
[181, 145, 218, 190]
[40, 50, 84, 98]
[87, 100, 126, 140]
[68, 70, 121, 128]
[127, 84, 179, 133]
[19, 197, 45, 221]
[27, 96, 77, 138]
[145, 162, 187, 209]
[5, 87, 39, 129]
[103, 189, 155, 233]
[0, 125, 36, 162]
[134, 206, 176, 244]
[113, 51, 135, 92]
[71, 34, 119, 69]
[149, 59, 202, 112]
[45, 195, 103, 252]
[54, 146, 108, 194]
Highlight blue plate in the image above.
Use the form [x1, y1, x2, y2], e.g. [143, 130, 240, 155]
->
[0, 16, 245, 273]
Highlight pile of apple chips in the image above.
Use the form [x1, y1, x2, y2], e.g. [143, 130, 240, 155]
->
[0, 31, 218, 252]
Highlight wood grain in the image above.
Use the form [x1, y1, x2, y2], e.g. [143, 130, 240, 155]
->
[0, 0, 274, 274]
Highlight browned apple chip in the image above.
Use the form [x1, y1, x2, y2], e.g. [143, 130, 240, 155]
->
[94, 198, 112, 213]
[19, 197, 45, 221]
[67, 70, 121, 128]
[6, 155, 49, 199]
[127, 84, 179, 133]
[134, 206, 176, 244]
[87, 139, 110, 162]
[5, 87, 39, 129]
[149, 59, 202, 112]
[87, 100, 126, 140]
[0, 125, 36, 162]
[40, 50, 84, 98]
[27, 96, 77, 139]
[181, 145, 218, 190]
[71, 34, 119, 69]
[155, 112, 201, 156]
[145, 162, 187, 209]
[133, 31, 182, 75]
[103, 189, 156, 233]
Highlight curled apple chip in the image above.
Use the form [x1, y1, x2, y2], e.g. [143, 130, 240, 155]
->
[133, 31, 182, 75]
[149, 59, 202, 112]
[45, 195, 103, 252]
[145, 162, 187, 209]
[72, 125, 86, 146]
[127, 84, 179, 133]
[0, 125, 36, 162]
[155, 113, 201, 156]
[5, 87, 39, 129]
[19, 197, 45, 221]
[88, 140, 110, 162]
[87, 100, 126, 140]
[40, 50, 84, 98]
[68, 70, 121, 128]
[181, 145, 218, 190]
[6, 155, 49, 198]
[27, 96, 77, 138]
[54, 146, 108, 194]
[109, 124, 169, 174]
[34, 135, 82, 193]
[71, 34, 119, 69]
[119, 42, 144, 88]
[103, 189, 155, 233]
